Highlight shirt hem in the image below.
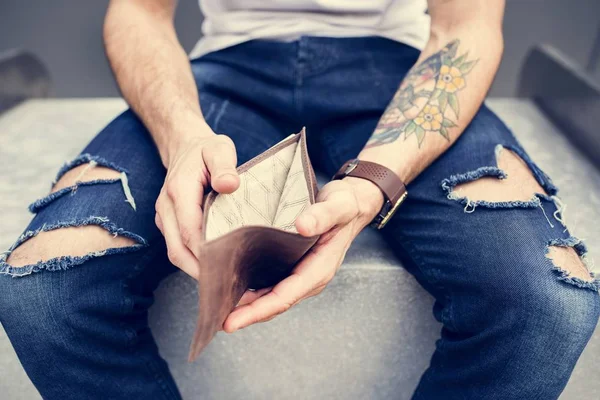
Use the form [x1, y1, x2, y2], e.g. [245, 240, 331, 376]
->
[188, 32, 428, 60]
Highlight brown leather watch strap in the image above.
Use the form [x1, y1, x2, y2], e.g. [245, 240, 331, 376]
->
[333, 159, 406, 204]
[332, 159, 407, 229]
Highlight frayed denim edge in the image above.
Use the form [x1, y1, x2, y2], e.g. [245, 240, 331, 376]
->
[440, 145, 557, 212]
[54, 153, 129, 184]
[37, 154, 137, 212]
[503, 145, 558, 195]
[440, 166, 551, 210]
[0, 216, 148, 278]
[29, 179, 121, 213]
[546, 237, 599, 292]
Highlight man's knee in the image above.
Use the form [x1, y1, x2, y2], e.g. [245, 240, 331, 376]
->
[5, 225, 137, 269]
[516, 273, 599, 338]
[0, 267, 74, 363]
[440, 140, 599, 345]
[478, 248, 600, 358]
[0, 161, 148, 347]
[0, 259, 124, 395]
[0, 242, 145, 355]
[1, 153, 149, 277]
[512, 274, 598, 390]
[0, 220, 148, 337]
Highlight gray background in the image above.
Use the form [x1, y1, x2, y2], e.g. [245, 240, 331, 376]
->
[0, 0, 599, 98]
[1, 2, 600, 399]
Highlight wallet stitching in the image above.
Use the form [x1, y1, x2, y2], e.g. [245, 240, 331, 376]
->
[298, 127, 317, 204]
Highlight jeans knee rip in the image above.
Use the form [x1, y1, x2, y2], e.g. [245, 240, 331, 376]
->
[29, 154, 137, 213]
[441, 144, 565, 228]
[0, 216, 148, 277]
[546, 237, 599, 291]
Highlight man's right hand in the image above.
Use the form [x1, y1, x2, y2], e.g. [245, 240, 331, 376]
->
[154, 128, 240, 280]
[105, 0, 241, 279]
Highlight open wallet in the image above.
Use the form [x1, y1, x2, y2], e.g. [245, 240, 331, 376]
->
[188, 128, 320, 361]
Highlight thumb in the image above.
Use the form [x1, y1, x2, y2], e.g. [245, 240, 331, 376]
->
[202, 134, 240, 193]
[295, 190, 358, 237]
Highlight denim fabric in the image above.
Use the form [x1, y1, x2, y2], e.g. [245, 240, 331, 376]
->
[0, 37, 598, 400]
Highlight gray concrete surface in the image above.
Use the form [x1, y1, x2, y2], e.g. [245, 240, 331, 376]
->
[0, 98, 599, 399]
[0, 1, 598, 97]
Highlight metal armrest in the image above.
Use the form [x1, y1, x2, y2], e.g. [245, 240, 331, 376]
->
[518, 44, 600, 168]
[0, 49, 52, 113]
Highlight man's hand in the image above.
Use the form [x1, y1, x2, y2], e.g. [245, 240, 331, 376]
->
[154, 128, 240, 280]
[223, 177, 384, 332]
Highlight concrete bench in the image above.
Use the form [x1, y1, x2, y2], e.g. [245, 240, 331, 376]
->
[1, 97, 599, 400]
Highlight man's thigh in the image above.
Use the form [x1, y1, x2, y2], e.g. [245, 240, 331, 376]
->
[385, 105, 600, 398]
[0, 108, 180, 399]
[319, 103, 600, 398]
[381, 104, 599, 296]
[319, 103, 596, 291]
[0, 56, 289, 398]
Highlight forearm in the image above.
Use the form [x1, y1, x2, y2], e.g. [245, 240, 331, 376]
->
[104, 0, 210, 166]
[359, 2, 504, 185]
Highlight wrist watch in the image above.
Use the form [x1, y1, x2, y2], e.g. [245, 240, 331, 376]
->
[333, 159, 408, 229]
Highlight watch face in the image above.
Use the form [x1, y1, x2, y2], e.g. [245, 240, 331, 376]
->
[380, 200, 392, 215]
[376, 192, 408, 229]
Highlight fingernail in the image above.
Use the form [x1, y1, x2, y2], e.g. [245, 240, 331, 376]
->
[217, 172, 237, 181]
[301, 214, 316, 233]
[213, 173, 240, 193]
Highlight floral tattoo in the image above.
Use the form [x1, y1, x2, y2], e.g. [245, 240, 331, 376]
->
[367, 40, 478, 148]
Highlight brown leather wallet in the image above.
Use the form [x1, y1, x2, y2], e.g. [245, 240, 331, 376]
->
[188, 128, 319, 361]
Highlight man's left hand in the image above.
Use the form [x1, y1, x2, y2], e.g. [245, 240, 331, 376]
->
[222, 177, 384, 333]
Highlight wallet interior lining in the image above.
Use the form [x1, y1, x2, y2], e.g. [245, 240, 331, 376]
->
[205, 139, 310, 240]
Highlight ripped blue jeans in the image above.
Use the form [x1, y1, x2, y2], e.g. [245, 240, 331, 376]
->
[1, 37, 599, 400]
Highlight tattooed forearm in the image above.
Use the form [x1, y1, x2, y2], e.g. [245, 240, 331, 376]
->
[366, 40, 478, 148]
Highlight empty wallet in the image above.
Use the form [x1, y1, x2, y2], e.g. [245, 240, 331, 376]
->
[188, 128, 319, 361]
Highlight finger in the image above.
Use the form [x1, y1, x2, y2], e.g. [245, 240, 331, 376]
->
[166, 175, 205, 259]
[298, 282, 328, 303]
[292, 235, 348, 302]
[224, 237, 346, 332]
[218, 287, 273, 332]
[237, 287, 272, 307]
[156, 194, 200, 280]
[295, 191, 358, 237]
[155, 212, 164, 233]
[202, 135, 240, 194]
[223, 274, 308, 333]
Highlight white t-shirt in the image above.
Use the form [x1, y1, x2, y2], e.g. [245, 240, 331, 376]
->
[189, 0, 430, 59]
